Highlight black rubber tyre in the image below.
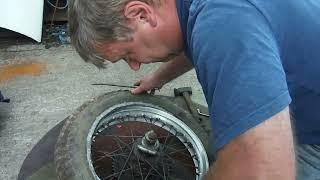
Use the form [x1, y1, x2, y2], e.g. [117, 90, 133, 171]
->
[54, 90, 211, 180]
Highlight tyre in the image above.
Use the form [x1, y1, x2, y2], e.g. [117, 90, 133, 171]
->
[54, 91, 211, 180]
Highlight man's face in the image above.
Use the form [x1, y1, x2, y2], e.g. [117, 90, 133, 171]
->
[97, 0, 183, 71]
[99, 32, 181, 71]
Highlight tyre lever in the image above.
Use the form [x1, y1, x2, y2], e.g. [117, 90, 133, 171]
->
[91, 83, 160, 94]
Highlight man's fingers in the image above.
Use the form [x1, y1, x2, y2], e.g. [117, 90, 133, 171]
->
[134, 80, 141, 86]
[131, 86, 146, 94]
[132, 80, 144, 94]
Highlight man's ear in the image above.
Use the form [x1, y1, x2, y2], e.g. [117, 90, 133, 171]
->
[124, 1, 157, 27]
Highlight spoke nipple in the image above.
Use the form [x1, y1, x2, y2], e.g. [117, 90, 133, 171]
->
[187, 142, 193, 148]
[176, 132, 183, 137]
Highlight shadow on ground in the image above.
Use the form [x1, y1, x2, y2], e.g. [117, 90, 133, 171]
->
[0, 103, 11, 132]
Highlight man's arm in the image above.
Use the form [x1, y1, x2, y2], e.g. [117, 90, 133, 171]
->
[153, 53, 193, 84]
[205, 107, 296, 180]
[132, 53, 193, 94]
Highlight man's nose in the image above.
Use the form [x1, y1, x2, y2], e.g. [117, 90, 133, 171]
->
[127, 59, 141, 71]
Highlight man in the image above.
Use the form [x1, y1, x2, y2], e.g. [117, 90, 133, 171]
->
[68, 0, 320, 179]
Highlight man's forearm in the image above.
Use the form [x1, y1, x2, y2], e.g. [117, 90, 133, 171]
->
[154, 53, 193, 84]
[205, 107, 296, 180]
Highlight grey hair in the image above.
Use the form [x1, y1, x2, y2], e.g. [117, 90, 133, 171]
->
[68, 0, 160, 68]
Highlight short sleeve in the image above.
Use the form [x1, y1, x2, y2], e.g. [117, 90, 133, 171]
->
[189, 0, 291, 151]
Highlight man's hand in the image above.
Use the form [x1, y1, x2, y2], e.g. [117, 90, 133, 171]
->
[131, 73, 165, 94]
[131, 53, 193, 94]
[205, 107, 295, 180]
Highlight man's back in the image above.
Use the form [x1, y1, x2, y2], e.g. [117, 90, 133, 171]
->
[249, 0, 320, 92]
[249, 0, 320, 145]
[177, 0, 320, 149]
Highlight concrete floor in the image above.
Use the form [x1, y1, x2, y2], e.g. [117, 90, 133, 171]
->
[0, 43, 206, 180]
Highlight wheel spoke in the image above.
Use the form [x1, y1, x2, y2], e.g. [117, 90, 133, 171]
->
[161, 155, 167, 180]
[117, 137, 136, 179]
[113, 135, 134, 149]
[90, 111, 205, 180]
[144, 158, 165, 179]
[129, 128, 137, 179]
[158, 134, 176, 139]
[143, 168, 152, 180]
[98, 134, 144, 138]
[93, 141, 135, 162]
[136, 151, 144, 180]
[168, 147, 189, 155]
[164, 153, 196, 169]
[102, 167, 132, 179]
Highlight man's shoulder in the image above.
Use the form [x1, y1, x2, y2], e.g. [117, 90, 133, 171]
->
[189, 0, 255, 14]
[187, 0, 268, 41]
[187, 0, 275, 60]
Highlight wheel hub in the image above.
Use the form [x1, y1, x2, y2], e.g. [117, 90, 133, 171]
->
[137, 130, 160, 155]
[111, 136, 173, 180]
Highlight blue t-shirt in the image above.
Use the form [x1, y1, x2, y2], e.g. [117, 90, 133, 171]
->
[176, 0, 320, 151]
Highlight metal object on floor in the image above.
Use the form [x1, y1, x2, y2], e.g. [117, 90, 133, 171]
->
[88, 102, 209, 180]
[197, 108, 209, 117]
[174, 87, 200, 120]
[0, 90, 10, 103]
[91, 83, 161, 90]
[91, 83, 138, 89]
[92, 83, 160, 94]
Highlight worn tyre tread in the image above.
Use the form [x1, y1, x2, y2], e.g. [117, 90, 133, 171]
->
[54, 91, 211, 180]
[54, 96, 98, 179]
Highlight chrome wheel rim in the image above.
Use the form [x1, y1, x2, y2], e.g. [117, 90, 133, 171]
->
[87, 102, 209, 180]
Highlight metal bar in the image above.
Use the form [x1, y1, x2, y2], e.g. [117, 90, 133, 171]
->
[0, 91, 10, 103]
[91, 83, 160, 91]
[91, 83, 137, 89]
[197, 109, 209, 117]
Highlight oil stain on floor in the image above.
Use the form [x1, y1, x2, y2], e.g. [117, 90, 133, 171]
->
[0, 61, 47, 84]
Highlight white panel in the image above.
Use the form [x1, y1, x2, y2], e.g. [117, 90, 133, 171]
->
[0, 0, 44, 42]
